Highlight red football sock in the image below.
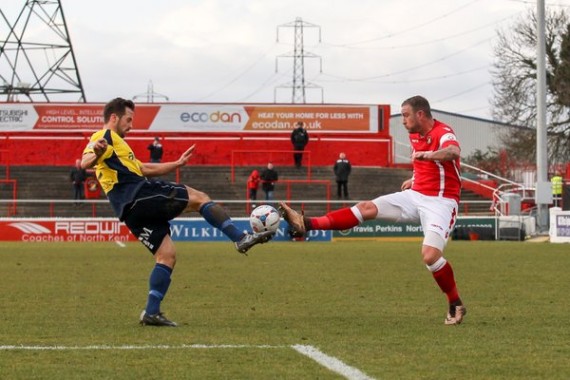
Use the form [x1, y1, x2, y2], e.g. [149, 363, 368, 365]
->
[309, 208, 360, 230]
[432, 261, 460, 304]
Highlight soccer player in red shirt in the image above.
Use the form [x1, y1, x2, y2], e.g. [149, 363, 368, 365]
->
[280, 95, 466, 325]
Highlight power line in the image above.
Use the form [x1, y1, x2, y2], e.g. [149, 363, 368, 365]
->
[316, 65, 489, 84]
[194, 44, 278, 102]
[317, 37, 491, 82]
[326, 0, 482, 48]
[320, 13, 518, 51]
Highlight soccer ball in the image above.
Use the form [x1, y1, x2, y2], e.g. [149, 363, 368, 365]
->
[250, 205, 281, 233]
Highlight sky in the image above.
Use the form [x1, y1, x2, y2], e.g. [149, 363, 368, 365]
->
[2, 0, 570, 119]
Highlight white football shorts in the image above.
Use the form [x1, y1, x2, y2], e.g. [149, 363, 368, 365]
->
[371, 189, 458, 247]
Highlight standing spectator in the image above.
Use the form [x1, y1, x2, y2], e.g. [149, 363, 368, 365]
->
[552, 171, 563, 207]
[334, 152, 352, 199]
[70, 158, 87, 205]
[261, 162, 279, 201]
[247, 169, 261, 207]
[148, 137, 164, 163]
[280, 95, 466, 326]
[290, 121, 309, 168]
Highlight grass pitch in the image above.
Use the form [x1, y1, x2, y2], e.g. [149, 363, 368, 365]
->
[0, 240, 569, 379]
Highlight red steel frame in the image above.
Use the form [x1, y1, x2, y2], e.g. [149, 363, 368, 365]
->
[231, 149, 312, 183]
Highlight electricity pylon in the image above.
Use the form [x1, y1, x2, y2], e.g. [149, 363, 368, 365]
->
[0, 0, 86, 102]
[133, 80, 169, 103]
[275, 17, 323, 103]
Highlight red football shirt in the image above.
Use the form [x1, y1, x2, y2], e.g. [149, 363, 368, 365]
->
[409, 120, 461, 202]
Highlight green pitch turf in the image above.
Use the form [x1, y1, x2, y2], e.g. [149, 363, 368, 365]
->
[0, 240, 569, 379]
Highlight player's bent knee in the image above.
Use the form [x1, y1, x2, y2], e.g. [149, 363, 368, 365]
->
[155, 237, 177, 268]
[421, 231, 445, 265]
[186, 186, 210, 203]
[156, 250, 176, 268]
[356, 201, 378, 220]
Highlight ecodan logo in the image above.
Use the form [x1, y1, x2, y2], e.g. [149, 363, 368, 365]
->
[8, 222, 51, 234]
[179, 110, 242, 123]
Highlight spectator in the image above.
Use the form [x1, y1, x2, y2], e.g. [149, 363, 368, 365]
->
[70, 158, 87, 205]
[552, 171, 563, 207]
[148, 137, 164, 163]
[261, 162, 279, 201]
[247, 169, 261, 206]
[334, 152, 352, 199]
[290, 121, 309, 168]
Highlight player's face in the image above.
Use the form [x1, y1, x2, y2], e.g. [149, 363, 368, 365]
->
[401, 104, 421, 134]
[113, 108, 134, 138]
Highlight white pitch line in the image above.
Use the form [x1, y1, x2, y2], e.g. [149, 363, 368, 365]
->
[291, 344, 376, 380]
[0, 344, 286, 351]
[0, 343, 376, 380]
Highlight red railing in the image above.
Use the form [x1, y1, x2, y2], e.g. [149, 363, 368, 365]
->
[0, 149, 11, 179]
[0, 179, 18, 216]
[231, 150, 312, 182]
[245, 179, 331, 214]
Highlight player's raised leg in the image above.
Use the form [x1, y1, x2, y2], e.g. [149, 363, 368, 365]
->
[187, 186, 274, 254]
[279, 201, 368, 236]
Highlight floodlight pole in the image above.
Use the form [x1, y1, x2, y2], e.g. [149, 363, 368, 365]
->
[535, 0, 551, 232]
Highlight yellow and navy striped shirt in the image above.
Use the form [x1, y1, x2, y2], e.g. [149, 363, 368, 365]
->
[83, 129, 145, 219]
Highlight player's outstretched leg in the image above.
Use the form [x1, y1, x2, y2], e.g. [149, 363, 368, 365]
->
[278, 202, 306, 235]
[199, 201, 274, 254]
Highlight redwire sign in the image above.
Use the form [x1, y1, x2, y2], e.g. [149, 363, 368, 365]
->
[0, 219, 135, 243]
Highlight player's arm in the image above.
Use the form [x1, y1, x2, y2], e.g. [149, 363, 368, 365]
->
[81, 138, 108, 169]
[412, 144, 460, 162]
[140, 144, 196, 177]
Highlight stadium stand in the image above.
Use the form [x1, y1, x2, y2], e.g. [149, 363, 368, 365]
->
[0, 165, 492, 218]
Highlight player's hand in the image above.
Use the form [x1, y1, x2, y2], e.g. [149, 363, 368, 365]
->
[177, 144, 196, 166]
[92, 138, 108, 157]
[412, 150, 432, 161]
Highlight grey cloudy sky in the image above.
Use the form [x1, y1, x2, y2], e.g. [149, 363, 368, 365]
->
[3, 0, 570, 119]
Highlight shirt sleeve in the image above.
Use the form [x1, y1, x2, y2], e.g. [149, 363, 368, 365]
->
[82, 130, 114, 163]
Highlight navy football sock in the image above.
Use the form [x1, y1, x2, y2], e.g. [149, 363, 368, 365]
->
[145, 263, 172, 315]
[199, 201, 245, 242]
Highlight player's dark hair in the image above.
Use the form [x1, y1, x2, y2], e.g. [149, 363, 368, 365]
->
[402, 95, 432, 118]
[103, 97, 135, 123]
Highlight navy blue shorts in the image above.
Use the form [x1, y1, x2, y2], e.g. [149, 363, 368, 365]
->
[123, 180, 188, 254]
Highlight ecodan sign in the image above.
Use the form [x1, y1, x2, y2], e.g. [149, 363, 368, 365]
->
[0, 218, 332, 242]
[0, 103, 383, 133]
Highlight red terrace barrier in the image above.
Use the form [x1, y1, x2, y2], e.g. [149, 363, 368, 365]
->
[462, 178, 497, 199]
[244, 179, 332, 215]
[0, 149, 11, 179]
[0, 132, 393, 167]
[232, 150, 313, 182]
[0, 179, 17, 216]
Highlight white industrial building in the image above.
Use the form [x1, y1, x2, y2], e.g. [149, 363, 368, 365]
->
[390, 109, 522, 164]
